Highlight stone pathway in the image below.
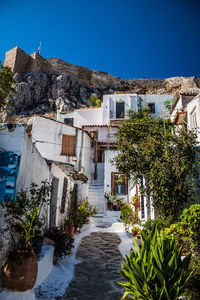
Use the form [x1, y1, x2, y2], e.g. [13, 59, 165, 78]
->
[59, 232, 124, 300]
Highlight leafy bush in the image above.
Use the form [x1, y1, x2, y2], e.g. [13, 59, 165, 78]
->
[44, 227, 74, 264]
[75, 199, 97, 228]
[183, 254, 200, 300]
[142, 216, 172, 234]
[1, 181, 52, 250]
[65, 199, 97, 230]
[118, 225, 192, 300]
[131, 226, 141, 237]
[120, 204, 140, 231]
[88, 95, 102, 107]
[165, 204, 200, 252]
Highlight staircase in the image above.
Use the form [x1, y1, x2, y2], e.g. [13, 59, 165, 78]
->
[88, 184, 106, 216]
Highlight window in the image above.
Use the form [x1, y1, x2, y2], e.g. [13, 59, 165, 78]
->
[190, 109, 197, 130]
[116, 102, 125, 118]
[111, 173, 128, 195]
[61, 135, 75, 155]
[64, 118, 74, 126]
[147, 103, 155, 114]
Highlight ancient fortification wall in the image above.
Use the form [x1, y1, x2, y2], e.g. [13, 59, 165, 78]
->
[4, 46, 118, 88]
[4, 46, 199, 92]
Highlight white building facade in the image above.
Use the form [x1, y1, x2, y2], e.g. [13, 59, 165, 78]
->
[31, 115, 91, 227]
[58, 93, 174, 222]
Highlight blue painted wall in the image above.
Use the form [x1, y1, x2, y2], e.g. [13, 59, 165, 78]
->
[0, 151, 20, 202]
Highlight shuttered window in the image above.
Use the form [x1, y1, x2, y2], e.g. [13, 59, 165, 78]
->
[61, 135, 75, 155]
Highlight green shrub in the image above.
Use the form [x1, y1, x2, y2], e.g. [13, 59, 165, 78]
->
[1, 181, 52, 250]
[88, 95, 102, 107]
[180, 204, 200, 244]
[183, 254, 200, 300]
[44, 227, 74, 264]
[118, 225, 192, 300]
[165, 204, 200, 252]
[142, 216, 172, 234]
[120, 204, 140, 231]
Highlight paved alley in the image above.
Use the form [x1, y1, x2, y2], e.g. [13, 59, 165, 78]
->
[35, 213, 133, 300]
[59, 232, 124, 300]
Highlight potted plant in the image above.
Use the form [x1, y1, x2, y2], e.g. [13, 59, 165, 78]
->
[112, 194, 118, 211]
[44, 227, 74, 264]
[64, 199, 97, 234]
[117, 197, 124, 210]
[1, 207, 39, 292]
[120, 204, 141, 231]
[105, 192, 113, 211]
[131, 226, 141, 239]
[131, 195, 140, 208]
[0, 181, 51, 292]
[107, 199, 113, 211]
[76, 199, 97, 227]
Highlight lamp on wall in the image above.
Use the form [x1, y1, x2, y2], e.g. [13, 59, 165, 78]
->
[90, 131, 97, 138]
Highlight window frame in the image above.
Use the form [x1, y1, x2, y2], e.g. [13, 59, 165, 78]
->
[61, 134, 76, 156]
[111, 172, 128, 196]
[190, 107, 197, 130]
[115, 101, 125, 119]
[147, 103, 155, 114]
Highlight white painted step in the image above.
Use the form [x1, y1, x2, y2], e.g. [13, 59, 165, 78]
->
[88, 184, 106, 216]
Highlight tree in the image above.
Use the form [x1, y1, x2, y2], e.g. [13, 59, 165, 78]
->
[88, 95, 102, 107]
[0, 61, 15, 111]
[114, 109, 199, 220]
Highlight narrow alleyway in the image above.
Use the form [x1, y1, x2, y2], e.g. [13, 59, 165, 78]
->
[35, 212, 133, 300]
[59, 232, 123, 300]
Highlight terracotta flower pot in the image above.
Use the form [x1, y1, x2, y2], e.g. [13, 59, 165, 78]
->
[64, 225, 78, 235]
[1, 253, 38, 292]
[133, 200, 140, 208]
[108, 203, 113, 211]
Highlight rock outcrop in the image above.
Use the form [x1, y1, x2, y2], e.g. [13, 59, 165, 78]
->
[4, 47, 200, 117]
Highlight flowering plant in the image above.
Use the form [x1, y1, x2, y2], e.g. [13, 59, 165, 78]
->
[74, 199, 97, 229]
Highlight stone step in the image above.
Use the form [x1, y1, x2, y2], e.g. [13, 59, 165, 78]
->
[88, 184, 106, 216]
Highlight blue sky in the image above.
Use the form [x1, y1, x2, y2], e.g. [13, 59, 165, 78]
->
[0, 0, 200, 79]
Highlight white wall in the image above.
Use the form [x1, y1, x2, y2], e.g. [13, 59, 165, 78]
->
[32, 116, 76, 164]
[16, 133, 51, 192]
[57, 107, 103, 128]
[16, 133, 51, 228]
[81, 132, 92, 180]
[50, 163, 72, 227]
[0, 124, 24, 154]
[50, 163, 89, 227]
[104, 149, 118, 193]
[170, 96, 183, 121]
[187, 95, 200, 143]
[103, 94, 175, 125]
[32, 116, 79, 166]
[0, 129, 51, 266]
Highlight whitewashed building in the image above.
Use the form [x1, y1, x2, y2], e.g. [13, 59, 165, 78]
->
[0, 124, 51, 265]
[185, 94, 200, 143]
[170, 93, 200, 141]
[58, 93, 175, 221]
[31, 115, 91, 226]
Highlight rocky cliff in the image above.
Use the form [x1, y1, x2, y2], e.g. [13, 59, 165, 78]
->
[4, 47, 200, 117]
